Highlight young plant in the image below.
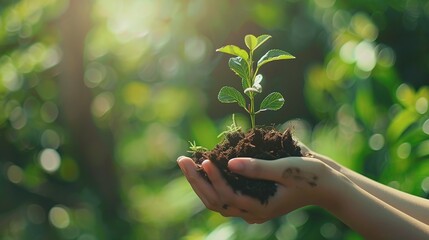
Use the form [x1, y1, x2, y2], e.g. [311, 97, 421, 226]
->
[217, 114, 241, 138]
[187, 141, 208, 153]
[216, 34, 295, 129]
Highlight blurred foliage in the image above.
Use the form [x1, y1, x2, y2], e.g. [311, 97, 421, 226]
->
[0, 0, 428, 240]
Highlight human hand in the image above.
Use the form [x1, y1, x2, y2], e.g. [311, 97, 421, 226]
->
[296, 141, 342, 172]
[177, 155, 341, 223]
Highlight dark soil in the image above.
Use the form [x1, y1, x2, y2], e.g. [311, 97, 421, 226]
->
[190, 127, 302, 205]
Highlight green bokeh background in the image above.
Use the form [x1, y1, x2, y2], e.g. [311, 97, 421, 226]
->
[1, 0, 428, 239]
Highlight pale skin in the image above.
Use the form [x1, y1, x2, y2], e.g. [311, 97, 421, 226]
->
[177, 142, 429, 240]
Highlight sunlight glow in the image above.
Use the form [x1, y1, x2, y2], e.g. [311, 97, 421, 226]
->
[39, 148, 61, 173]
[49, 206, 70, 229]
[286, 210, 309, 227]
[206, 223, 235, 240]
[369, 133, 384, 150]
[40, 101, 59, 123]
[339, 41, 357, 64]
[421, 177, 429, 193]
[41, 129, 60, 149]
[320, 222, 337, 239]
[415, 97, 428, 114]
[91, 92, 115, 118]
[377, 46, 395, 67]
[122, 82, 149, 107]
[84, 62, 106, 88]
[423, 119, 429, 134]
[396, 84, 413, 103]
[355, 41, 376, 72]
[9, 106, 27, 129]
[276, 223, 297, 240]
[351, 13, 378, 41]
[397, 143, 411, 159]
[184, 35, 208, 63]
[7, 164, 23, 184]
[1, 60, 22, 91]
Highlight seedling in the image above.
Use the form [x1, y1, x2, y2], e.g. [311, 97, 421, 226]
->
[186, 34, 301, 204]
[216, 34, 295, 129]
[187, 141, 208, 154]
[217, 114, 241, 138]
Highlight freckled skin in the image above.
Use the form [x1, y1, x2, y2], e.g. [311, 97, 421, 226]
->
[282, 167, 318, 187]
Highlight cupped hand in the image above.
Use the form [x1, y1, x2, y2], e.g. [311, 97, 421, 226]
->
[177, 155, 339, 223]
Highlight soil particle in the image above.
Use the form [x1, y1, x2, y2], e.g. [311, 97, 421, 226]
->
[190, 128, 302, 204]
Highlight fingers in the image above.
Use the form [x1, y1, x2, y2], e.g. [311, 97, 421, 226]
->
[177, 157, 220, 211]
[201, 160, 238, 204]
[202, 160, 278, 216]
[177, 157, 261, 219]
[202, 160, 253, 209]
[178, 156, 283, 221]
[227, 157, 292, 182]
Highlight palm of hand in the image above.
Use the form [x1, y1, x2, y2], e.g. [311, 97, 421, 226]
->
[178, 156, 330, 224]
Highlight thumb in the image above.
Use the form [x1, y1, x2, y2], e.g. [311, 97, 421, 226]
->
[228, 157, 287, 182]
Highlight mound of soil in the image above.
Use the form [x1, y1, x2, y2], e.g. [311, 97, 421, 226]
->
[190, 128, 302, 204]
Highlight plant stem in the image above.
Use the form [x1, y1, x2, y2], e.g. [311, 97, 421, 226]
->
[250, 94, 256, 128]
[248, 51, 256, 129]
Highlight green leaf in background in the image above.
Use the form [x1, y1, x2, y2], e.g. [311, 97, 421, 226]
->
[257, 49, 295, 68]
[416, 140, 429, 159]
[218, 86, 247, 108]
[228, 57, 249, 81]
[216, 45, 249, 60]
[355, 84, 377, 126]
[386, 110, 420, 142]
[259, 92, 284, 112]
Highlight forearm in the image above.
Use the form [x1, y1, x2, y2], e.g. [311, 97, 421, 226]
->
[313, 152, 429, 224]
[324, 173, 429, 239]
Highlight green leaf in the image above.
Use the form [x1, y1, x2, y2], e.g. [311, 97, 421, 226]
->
[259, 92, 284, 112]
[216, 45, 249, 60]
[218, 86, 246, 108]
[257, 49, 295, 68]
[245, 34, 272, 52]
[228, 57, 249, 81]
[241, 77, 250, 92]
[255, 35, 271, 50]
[386, 109, 419, 142]
[245, 34, 257, 51]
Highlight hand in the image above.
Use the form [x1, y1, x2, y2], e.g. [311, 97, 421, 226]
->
[177, 156, 341, 223]
[297, 141, 342, 172]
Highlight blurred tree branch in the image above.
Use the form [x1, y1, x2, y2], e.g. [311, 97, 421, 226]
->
[58, 0, 129, 236]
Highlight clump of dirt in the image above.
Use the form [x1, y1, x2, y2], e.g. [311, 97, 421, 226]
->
[190, 128, 302, 204]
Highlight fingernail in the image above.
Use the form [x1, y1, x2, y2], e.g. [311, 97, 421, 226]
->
[176, 156, 187, 174]
[228, 159, 244, 172]
[176, 156, 186, 162]
[201, 160, 210, 167]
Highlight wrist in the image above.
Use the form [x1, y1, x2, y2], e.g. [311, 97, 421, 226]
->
[315, 166, 355, 212]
